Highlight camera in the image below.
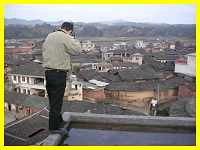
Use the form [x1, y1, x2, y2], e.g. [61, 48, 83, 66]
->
[70, 31, 76, 38]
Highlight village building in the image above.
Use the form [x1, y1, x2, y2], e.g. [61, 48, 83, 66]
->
[111, 62, 138, 71]
[64, 75, 83, 101]
[102, 49, 144, 65]
[178, 80, 196, 97]
[104, 77, 183, 114]
[135, 40, 146, 49]
[175, 53, 196, 77]
[169, 42, 176, 49]
[5, 40, 34, 54]
[10, 61, 46, 96]
[71, 54, 101, 71]
[81, 40, 96, 52]
[95, 63, 113, 72]
[123, 53, 143, 65]
[82, 81, 106, 102]
[116, 64, 162, 82]
[9, 61, 83, 101]
[4, 90, 48, 120]
[112, 42, 128, 50]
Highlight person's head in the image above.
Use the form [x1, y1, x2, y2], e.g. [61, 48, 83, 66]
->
[61, 22, 74, 34]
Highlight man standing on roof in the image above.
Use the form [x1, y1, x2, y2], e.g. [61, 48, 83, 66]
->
[42, 22, 81, 132]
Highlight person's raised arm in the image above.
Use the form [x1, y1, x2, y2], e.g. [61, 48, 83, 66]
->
[63, 35, 82, 56]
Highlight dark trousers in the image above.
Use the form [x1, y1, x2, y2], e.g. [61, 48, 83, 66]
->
[45, 70, 67, 131]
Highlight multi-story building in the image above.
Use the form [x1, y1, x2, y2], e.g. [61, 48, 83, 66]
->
[9, 61, 83, 101]
[102, 49, 144, 65]
[10, 62, 46, 96]
[112, 42, 128, 50]
[123, 53, 143, 65]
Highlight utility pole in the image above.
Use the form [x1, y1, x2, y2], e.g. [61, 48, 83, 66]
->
[157, 82, 160, 103]
[154, 82, 159, 116]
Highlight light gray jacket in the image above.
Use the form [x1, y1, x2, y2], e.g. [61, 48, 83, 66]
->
[42, 29, 81, 70]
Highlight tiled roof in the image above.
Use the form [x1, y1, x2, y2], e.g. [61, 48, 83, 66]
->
[5, 90, 48, 109]
[5, 111, 49, 146]
[10, 61, 45, 77]
[78, 70, 121, 83]
[105, 77, 183, 92]
[118, 64, 162, 81]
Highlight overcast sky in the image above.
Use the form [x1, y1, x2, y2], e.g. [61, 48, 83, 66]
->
[4, 4, 196, 24]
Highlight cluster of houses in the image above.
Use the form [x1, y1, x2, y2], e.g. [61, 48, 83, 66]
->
[5, 38, 196, 117]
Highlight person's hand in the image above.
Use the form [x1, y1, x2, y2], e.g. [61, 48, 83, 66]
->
[70, 31, 75, 38]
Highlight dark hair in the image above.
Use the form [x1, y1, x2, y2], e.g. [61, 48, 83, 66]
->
[61, 22, 73, 31]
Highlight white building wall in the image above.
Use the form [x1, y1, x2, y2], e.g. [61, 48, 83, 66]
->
[11, 104, 16, 111]
[103, 52, 113, 61]
[175, 53, 196, 77]
[12, 75, 18, 84]
[132, 56, 143, 65]
[20, 76, 27, 84]
[64, 77, 83, 101]
[170, 44, 175, 49]
[4, 102, 8, 110]
[187, 55, 196, 76]
[20, 87, 28, 94]
[30, 77, 35, 85]
[175, 64, 190, 76]
[135, 41, 146, 49]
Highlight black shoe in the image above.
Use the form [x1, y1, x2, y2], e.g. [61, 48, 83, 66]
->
[50, 128, 68, 136]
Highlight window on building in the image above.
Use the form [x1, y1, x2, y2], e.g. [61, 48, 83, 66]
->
[18, 76, 20, 83]
[75, 84, 78, 90]
[13, 75, 16, 81]
[8, 104, 11, 111]
[27, 77, 30, 84]
[22, 76, 25, 82]
[136, 56, 139, 60]
[28, 90, 30, 95]
[23, 89, 26, 94]
[18, 105, 23, 111]
[34, 79, 37, 84]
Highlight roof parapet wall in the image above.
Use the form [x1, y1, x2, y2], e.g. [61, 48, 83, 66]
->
[38, 112, 195, 146]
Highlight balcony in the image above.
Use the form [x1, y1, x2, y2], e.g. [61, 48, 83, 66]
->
[16, 82, 45, 90]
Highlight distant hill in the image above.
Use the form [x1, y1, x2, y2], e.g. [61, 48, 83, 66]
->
[4, 18, 64, 26]
[4, 18, 196, 39]
[5, 18, 45, 26]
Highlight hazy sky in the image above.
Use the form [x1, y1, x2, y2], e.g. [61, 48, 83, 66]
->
[4, 4, 196, 24]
